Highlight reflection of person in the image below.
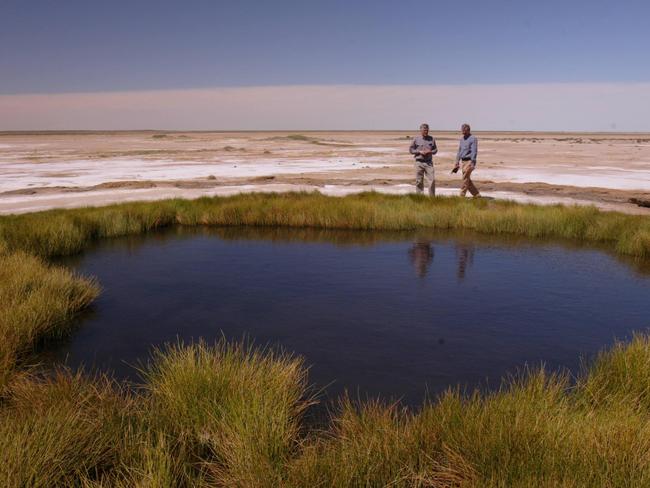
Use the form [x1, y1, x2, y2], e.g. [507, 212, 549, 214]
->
[409, 123, 438, 196]
[453, 123, 481, 198]
[455, 243, 475, 280]
[409, 241, 434, 278]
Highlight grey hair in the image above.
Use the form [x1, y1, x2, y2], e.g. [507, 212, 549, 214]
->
[461, 123, 471, 131]
[420, 123, 429, 129]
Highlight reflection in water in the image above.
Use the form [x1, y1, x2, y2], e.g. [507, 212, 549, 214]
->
[456, 244, 475, 280]
[407, 240, 475, 280]
[45, 226, 650, 406]
[52, 226, 650, 278]
[408, 241, 434, 278]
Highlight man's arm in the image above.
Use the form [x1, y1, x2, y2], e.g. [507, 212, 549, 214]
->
[470, 137, 478, 165]
[431, 139, 438, 156]
[409, 139, 419, 155]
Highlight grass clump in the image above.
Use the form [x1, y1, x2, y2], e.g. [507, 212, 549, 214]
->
[577, 333, 650, 410]
[0, 370, 133, 488]
[289, 366, 650, 487]
[412, 369, 650, 487]
[288, 398, 442, 487]
[142, 340, 311, 487]
[0, 340, 311, 487]
[0, 200, 178, 256]
[0, 243, 99, 389]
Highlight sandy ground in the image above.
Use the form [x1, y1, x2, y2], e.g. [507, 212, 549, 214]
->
[1, 131, 649, 215]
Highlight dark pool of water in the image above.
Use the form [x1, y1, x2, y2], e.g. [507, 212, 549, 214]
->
[47, 227, 650, 406]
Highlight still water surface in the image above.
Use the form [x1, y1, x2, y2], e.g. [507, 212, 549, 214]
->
[50, 227, 650, 405]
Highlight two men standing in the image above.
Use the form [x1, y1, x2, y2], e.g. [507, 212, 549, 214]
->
[409, 123, 480, 198]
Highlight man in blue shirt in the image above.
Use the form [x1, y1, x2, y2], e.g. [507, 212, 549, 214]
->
[453, 124, 481, 197]
[409, 123, 438, 196]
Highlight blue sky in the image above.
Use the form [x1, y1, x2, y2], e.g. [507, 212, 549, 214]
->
[2, 0, 649, 94]
[1, 1, 649, 130]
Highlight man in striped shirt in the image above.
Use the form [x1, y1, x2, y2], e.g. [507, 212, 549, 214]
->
[453, 123, 481, 197]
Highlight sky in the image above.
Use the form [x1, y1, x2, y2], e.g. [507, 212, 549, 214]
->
[2, 0, 650, 130]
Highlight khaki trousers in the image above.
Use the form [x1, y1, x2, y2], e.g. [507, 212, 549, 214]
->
[460, 161, 480, 197]
[415, 161, 435, 196]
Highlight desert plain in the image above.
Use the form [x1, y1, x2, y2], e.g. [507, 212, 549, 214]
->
[1, 130, 649, 215]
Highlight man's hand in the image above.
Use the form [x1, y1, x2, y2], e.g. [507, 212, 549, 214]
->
[419, 149, 432, 156]
[451, 164, 460, 174]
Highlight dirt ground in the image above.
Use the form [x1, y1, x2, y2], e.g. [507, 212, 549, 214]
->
[1, 131, 649, 215]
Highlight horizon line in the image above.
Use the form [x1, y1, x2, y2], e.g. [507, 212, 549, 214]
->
[2, 129, 650, 135]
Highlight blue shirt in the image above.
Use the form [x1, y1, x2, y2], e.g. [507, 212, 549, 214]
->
[456, 135, 478, 164]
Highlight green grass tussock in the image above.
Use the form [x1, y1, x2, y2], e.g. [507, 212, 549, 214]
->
[0, 201, 178, 256]
[0, 370, 134, 488]
[288, 398, 446, 487]
[142, 340, 311, 487]
[415, 370, 650, 487]
[1, 192, 649, 258]
[0, 243, 99, 390]
[289, 365, 650, 487]
[577, 333, 650, 410]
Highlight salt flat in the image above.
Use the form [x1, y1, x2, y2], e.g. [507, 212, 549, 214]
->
[1, 131, 649, 215]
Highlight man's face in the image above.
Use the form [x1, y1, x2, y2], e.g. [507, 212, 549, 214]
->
[462, 125, 470, 137]
[421, 127, 429, 137]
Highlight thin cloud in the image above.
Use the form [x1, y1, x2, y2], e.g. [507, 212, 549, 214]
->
[1, 83, 649, 131]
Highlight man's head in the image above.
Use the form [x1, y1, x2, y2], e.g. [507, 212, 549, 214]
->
[420, 123, 429, 137]
[461, 123, 471, 137]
